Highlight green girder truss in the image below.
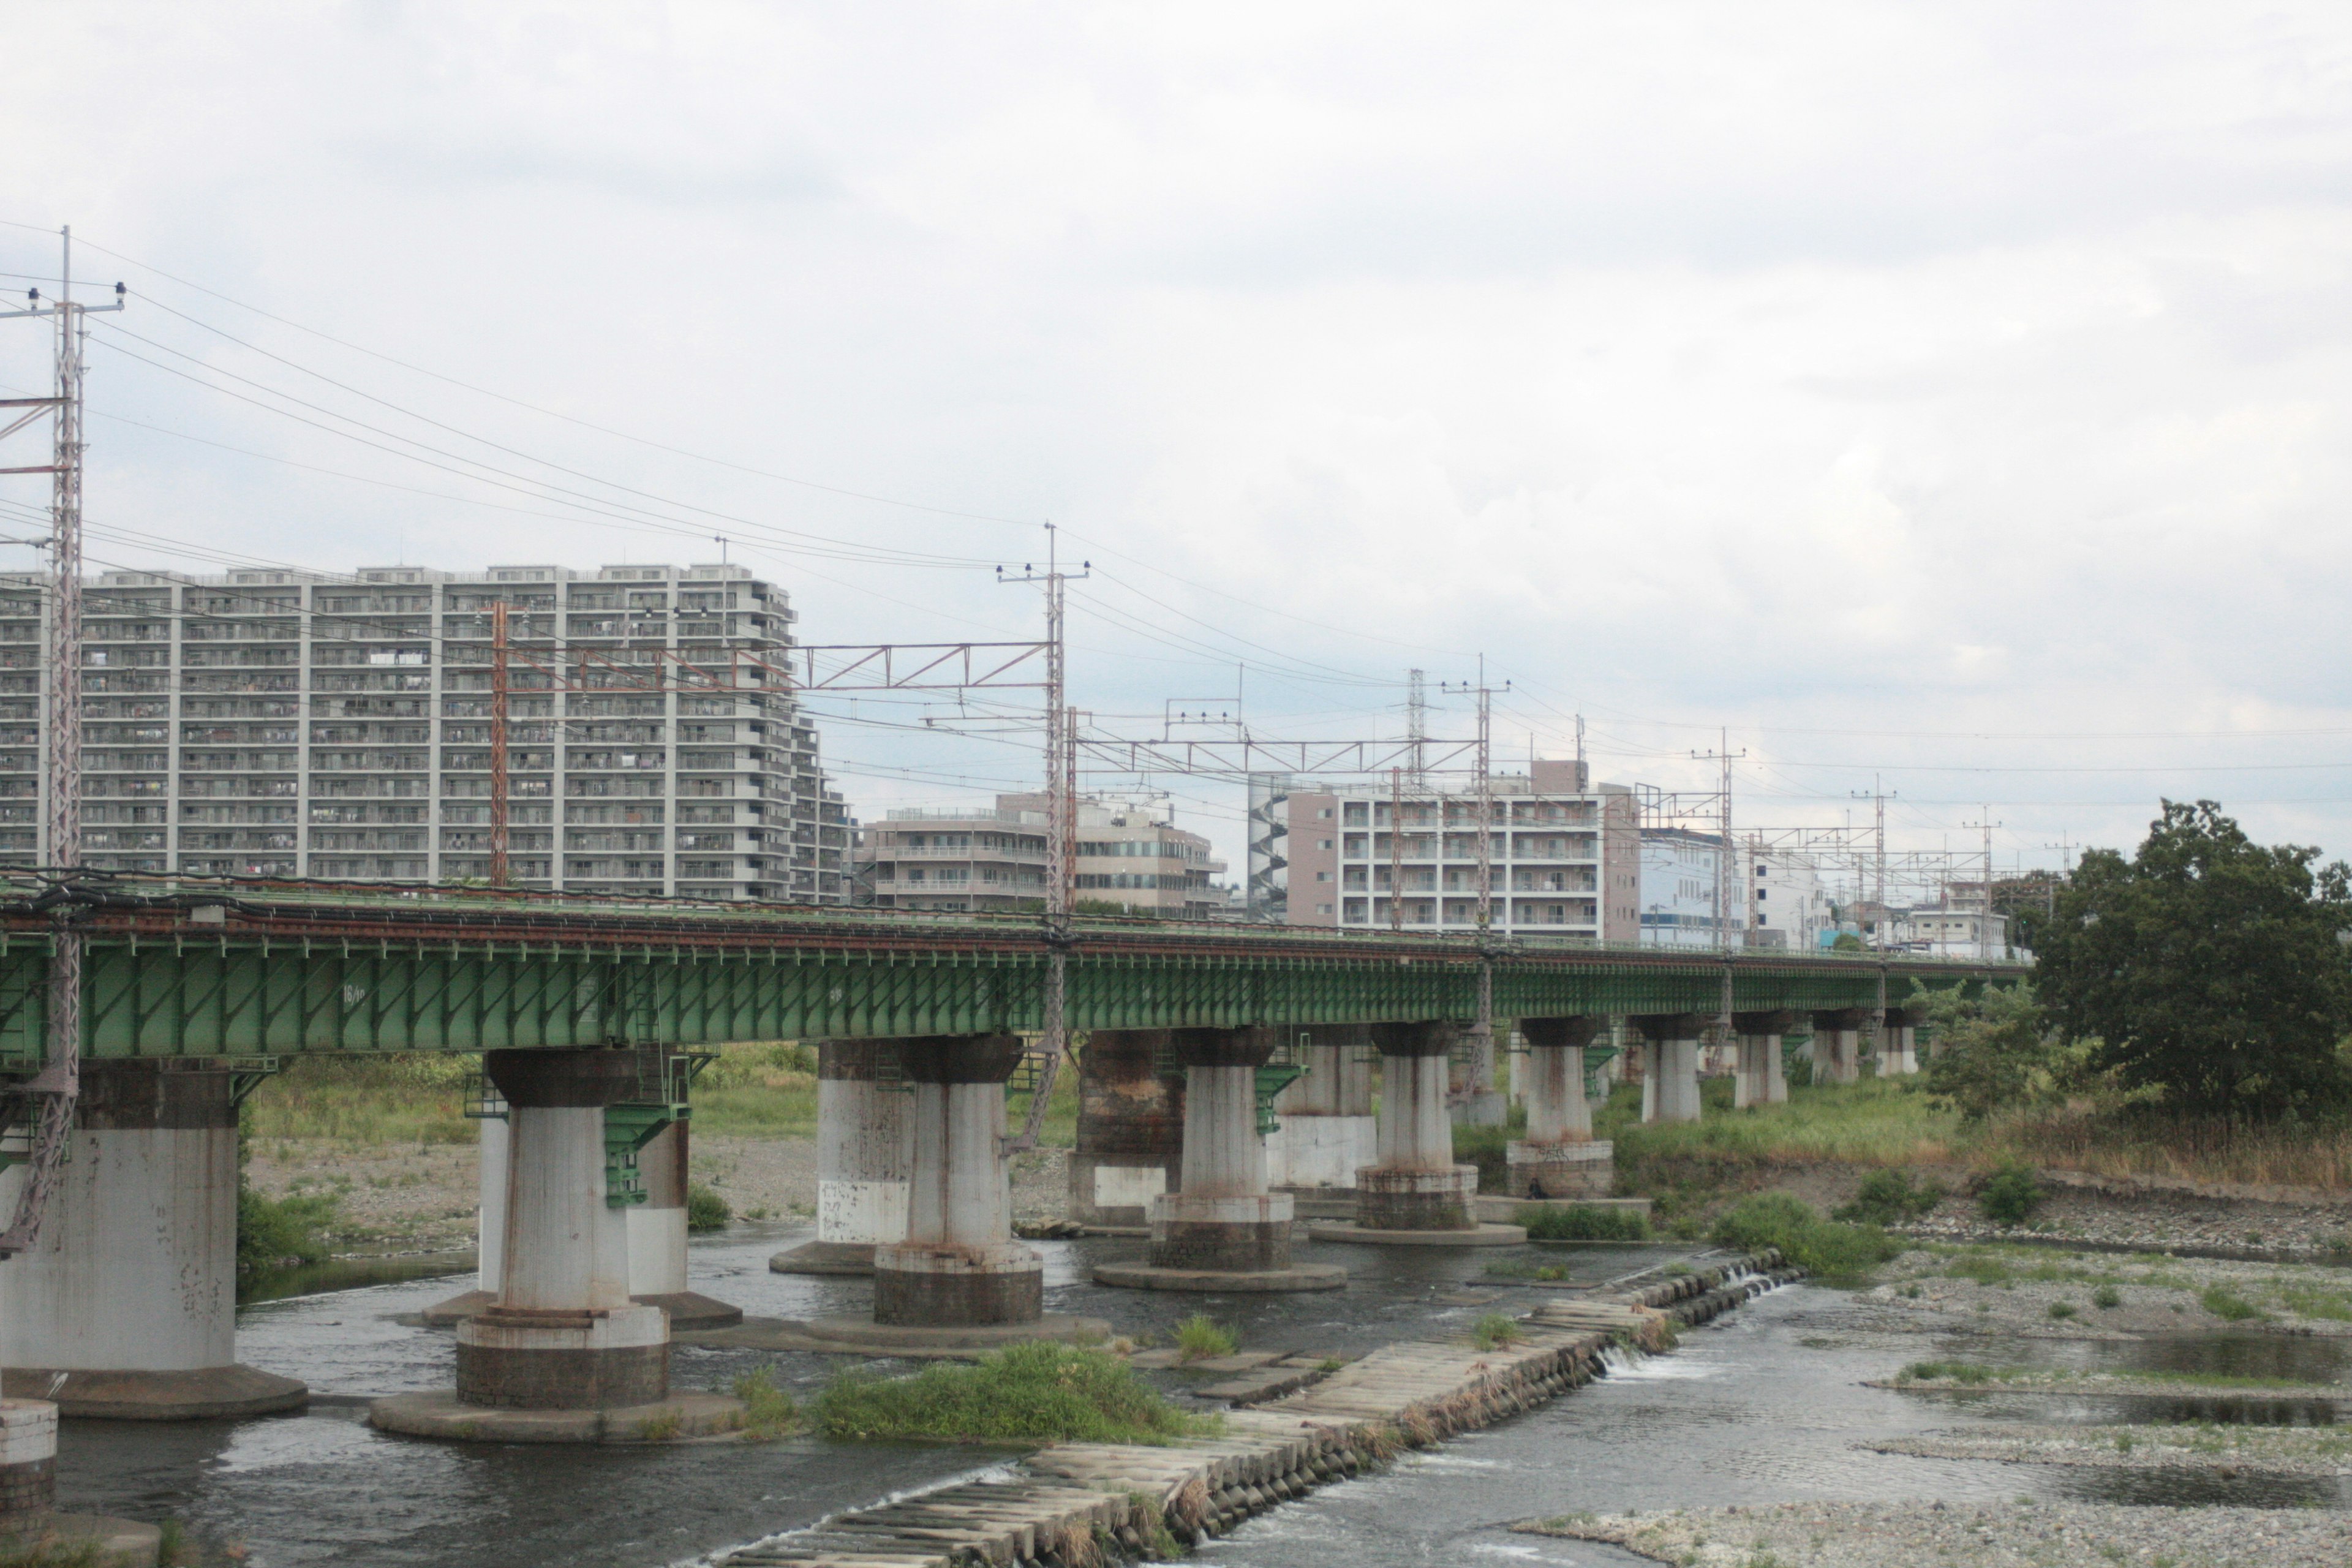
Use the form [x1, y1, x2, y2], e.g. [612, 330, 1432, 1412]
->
[0, 899, 2016, 1061]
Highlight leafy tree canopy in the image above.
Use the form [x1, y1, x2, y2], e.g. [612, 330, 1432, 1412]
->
[2035, 801, 2352, 1118]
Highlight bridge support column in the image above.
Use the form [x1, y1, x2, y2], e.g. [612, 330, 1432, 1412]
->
[1309, 1022, 1523, 1246]
[0, 1061, 307, 1419]
[873, 1035, 1043, 1327]
[1066, 1030, 1184, 1227]
[626, 1120, 740, 1328]
[1812, 1010, 1869, 1085]
[774, 1041, 912, 1275]
[1633, 1015, 1706, 1125]
[1267, 1025, 1376, 1191]
[372, 1047, 742, 1442]
[1881, 1007, 1923, 1075]
[1731, 1011, 1796, 1108]
[1507, 1016, 1612, 1197]
[1449, 1023, 1507, 1128]
[422, 1111, 508, 1324]
[1095, 1028, 1344, 1292]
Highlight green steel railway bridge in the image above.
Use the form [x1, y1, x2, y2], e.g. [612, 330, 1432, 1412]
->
[0, 873, 2023, 1442]
[0, 875, 2015, 1058]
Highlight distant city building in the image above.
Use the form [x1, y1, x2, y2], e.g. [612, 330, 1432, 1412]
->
[0, 563, 851, 900]
[856, 793, 1227, 918]
[1640, 829, 1832, 950]
[1639, 828, 1727, 948]
[1253, 759, 1642, 940]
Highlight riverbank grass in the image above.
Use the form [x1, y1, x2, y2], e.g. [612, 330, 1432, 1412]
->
[815, 1343, 1218, 1446]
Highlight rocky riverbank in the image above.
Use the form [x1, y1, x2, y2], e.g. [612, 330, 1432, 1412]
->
[1521, 1499, 2352, 1566]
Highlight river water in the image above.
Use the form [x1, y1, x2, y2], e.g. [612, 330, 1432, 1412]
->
[48, 1226, 2352, 1566]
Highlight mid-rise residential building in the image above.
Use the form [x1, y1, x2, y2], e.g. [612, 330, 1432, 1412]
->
[0, 562, 851, 900]
[1640, 829, 1833, 949]
[857, 793, 1227, 918]
[1252, 759, 1642, 940]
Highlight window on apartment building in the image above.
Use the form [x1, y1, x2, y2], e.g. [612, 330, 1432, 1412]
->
[1756, 889, 1767, 900]
[1317, 807, 1333, 818]
[1314, 870, 1329, 881]
[1317, 839, 1333, 850]
[1316, 903, 1333, 915]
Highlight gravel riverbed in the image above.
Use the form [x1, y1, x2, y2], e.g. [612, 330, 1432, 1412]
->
[1520, 1499, 2352, 1567]
[1864, 1422, 2352, 1477]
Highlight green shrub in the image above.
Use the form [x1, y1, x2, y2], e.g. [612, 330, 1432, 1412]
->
[1898, 1359, 1996, 1385]
[2092, 1284, 2122, 1310]
[733, 1366, 801, 1440]
[1834, 1169, 1948, 1226]
[1517, 1203, 1651, 1242]
[1175, 1314, 1236, 1362]
[2201, 1286, 2264, 1322]
[236, 1186, 337, 1275]
[815, 1342, 1215, 1445]
[1977, 1163, 2045, 1227]
[1452, 1122, 1514, 1194]
[2047, 1301, 2077, 1320]
[1711, 1193, 1900, 1286]
[1781, 1052, 1815, 1090]
[1471, 1313, 1525, 1351]
[686, 1182, 732, 1232]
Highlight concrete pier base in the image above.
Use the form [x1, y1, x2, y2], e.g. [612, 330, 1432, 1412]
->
[0, 1396, 160, 1564]
[1882, 1007, 1924, 1075]
[1732, 1011, 1796, 1108]
[1323, 1022, 1521, 1246]
[1265, 1027, 1376, 1190]
[1066, 1030, 1186, 1227]
[374, 1047, 741, 1445]
[1096, 1028, 1346, 1294]
[625, 1120, 741, 1329]
[1813, 1009, 1869, 1085]
[773, 1041, 911, 1278]
[424, 1112, 507, 1325]
[873, 1036, 1045, 1328]
[1508, 1016, 1612, 1198]
[1633, 1015, 1707, 1125]
[0, 1061, 308, 1420]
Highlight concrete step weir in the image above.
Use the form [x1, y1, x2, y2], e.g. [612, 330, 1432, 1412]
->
[710, 1251, 1790, 1568]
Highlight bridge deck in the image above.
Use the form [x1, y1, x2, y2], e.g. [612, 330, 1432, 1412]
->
[0, 875, 2020, 1058]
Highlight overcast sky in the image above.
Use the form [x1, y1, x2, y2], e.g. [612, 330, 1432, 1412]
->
[5, 2, 2350, 889]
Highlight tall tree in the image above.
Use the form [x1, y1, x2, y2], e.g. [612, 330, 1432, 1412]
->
[2036, 801, 2352, 1118]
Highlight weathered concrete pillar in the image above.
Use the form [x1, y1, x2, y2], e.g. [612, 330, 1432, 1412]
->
[625, 1119, 740, 1327]
[1066, 1030, 1185, 1227]
[1266, 1025, 1376, 1190]
[1731, 1011, 1796, 1108]
[458, 1049, 669, 1407]
[374, 1046, 743, 1441]
[1812, 1009, 1869, 1085]
[774, 1041, 913, 1274]
[422, 1109, 510, 1323]
[0, 1400, 55, 1525]
[1632, 1014, 1706, 1125]
[1307, 1021, 1522, 1245]
[1507, 1015, 1613, 1197]
[1448, 1023, 1507, 1128]
[1882, 1006, 1923, 1075]
[873, 1035, 1042, 1327]
[1097, 1027, 1346, 1291]
[0, 1061, 307, 1419]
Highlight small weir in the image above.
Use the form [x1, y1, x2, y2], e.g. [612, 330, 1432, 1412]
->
[714, 1252, 1794, 1568]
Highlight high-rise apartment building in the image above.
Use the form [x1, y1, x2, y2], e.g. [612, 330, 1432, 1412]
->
[1252, 760, 1642, 940]
[857, 793, 1227, 918]
[0, 562, 851, 901]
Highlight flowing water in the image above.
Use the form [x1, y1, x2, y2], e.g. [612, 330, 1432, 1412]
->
[47, 1227, 2352, 1566]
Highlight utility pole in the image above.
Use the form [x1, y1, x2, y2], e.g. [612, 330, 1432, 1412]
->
[1961, 807, 2000, 962]
[0, 227, 123, 1256]
[999, 526, 1088, 1147]
[1690, 729, 1744, 954]
[1406, 669, 1427, 787]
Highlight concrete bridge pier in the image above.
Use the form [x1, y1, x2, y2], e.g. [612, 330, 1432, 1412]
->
[1267, 1025, 1375, 1192]
[773, 1041, 913, 1275]
[1881, 1006, 1924, 1075]
[1507, 1015, 1612, 1197]
[0, 1060, 307, 1420]
[421, 1114, 508, 1325]
[372, 1047, 742, 1443]
[871, 1035, 1043, 1328]
[1066, 1030, 1185, 1228]
[1310, 1021, 1523, 1246]
[624, 1120, 741, 1328]
[1095, 1027, 1344, 1292]
[1449, 1023, 1508, 1128]
[1812, 1009, 1871, 1084]
[1731, 1011, 1796, 1108]
[1633, 1015, 1708, 1125]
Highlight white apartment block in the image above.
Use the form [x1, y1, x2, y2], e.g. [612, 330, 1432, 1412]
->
[1640, 828, 1833, 950]
[1254, 759, 1642, 941]
[0, 562, 851, 901]
[857, 793, 1227, 918]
